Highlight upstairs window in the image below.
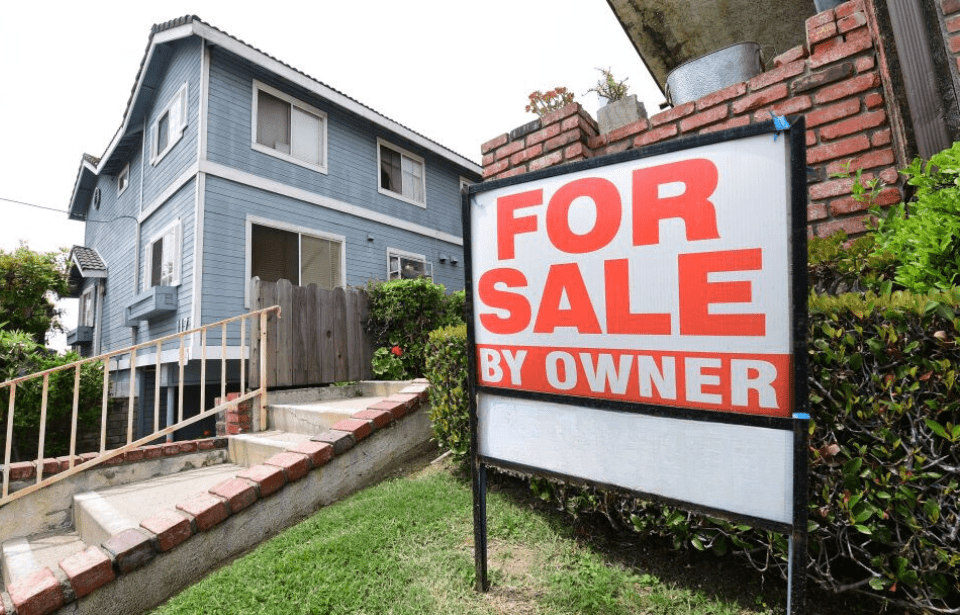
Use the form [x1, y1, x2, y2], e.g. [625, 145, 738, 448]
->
[378, 139, 425, 206]
[252, 81, 327, 172]
[118, 164, 130, 196]
[150, 83, 188, 165]
[79, 286, 96, 328]
[387, 249, 432, 281]
[251, 223, 343, 290]
[144, 220, 182, 289]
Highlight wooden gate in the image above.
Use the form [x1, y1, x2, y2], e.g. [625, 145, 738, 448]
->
[249, 278, 373, 388]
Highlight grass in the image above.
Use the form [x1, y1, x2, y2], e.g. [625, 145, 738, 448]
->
[149, 459, 888, 615]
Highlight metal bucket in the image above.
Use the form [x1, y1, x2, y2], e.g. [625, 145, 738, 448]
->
[665, 42, 763, 106]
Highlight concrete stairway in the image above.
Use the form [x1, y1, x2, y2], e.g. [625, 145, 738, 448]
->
[0, 380, 434, 615]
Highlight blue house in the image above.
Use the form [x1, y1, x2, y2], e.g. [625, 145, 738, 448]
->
[65, 16, 479, 436]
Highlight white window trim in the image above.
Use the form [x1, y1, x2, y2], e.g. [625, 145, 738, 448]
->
[377, 138, 427, 208]
[79, 285, 96, 328]
[143, 218, 183, 291]
[244, 215, 346, 308]
[118, 164, 130, 197]
[150, 82, 189, 166]
[387, 248, 432, 281]
[251, 80, 328, 174]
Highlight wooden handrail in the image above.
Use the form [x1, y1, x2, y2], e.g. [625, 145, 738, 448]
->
[0, 305, 280, 506]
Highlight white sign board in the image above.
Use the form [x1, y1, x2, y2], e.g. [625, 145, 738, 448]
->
[467, 129, 805, 526]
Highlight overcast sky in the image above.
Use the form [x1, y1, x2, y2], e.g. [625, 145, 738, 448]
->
[0, 0, 664, 349]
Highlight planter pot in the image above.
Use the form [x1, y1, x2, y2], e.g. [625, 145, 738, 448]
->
[597, 94, 647, 135]
[814, 0, 845, 12]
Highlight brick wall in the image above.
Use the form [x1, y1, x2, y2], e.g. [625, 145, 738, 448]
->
[481, 0, 906, 238]
[942, 0, 960, 70]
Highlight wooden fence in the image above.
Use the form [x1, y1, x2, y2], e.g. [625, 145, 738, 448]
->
[249, 278, 373, 388]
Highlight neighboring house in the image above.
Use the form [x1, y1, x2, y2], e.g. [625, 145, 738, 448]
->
[65, 16, 480, 437]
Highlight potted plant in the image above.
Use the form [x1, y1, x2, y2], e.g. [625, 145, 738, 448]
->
[587, 68, 647, 134]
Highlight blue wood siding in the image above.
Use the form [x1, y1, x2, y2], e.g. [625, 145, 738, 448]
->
[204, 47, 468, 241]
[141, 37, 202, 208]
[199, 176, 464, 333]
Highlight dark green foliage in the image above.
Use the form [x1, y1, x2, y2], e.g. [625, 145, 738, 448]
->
[366, 279, 464, 379]
[527, 291, 960, 612]
[0, 330, 104, 460]
[0, 246, 70, 343]
[807, 231, 896, 295]
[424, 324, 469, 460]
[873, 142, 960, 293]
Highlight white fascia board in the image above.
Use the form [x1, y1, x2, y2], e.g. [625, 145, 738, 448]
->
[93, 24, 196, 178]
[68, 159, 100, 218]
[192, 22, 481, 175]
[202, 160, 463, 246]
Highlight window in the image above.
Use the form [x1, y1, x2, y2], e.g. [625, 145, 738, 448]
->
[79, 286, 96, 328]
[118, 164, 130, 196]
[378, 139, 425, 206]
[151, 83, 188, 165]
[252, 81, 327, 172]
[144, 220, 182, 289]
[388, 249, 432, 281]
[251, 223, 343, 289]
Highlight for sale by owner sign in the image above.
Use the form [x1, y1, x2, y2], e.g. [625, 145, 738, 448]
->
[465, 122, 810, 613]
[472, 135, 796, 417]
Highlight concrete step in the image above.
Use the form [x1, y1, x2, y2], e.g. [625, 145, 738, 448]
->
[1, 531, 87, 587]
[227, 430, 312, 466]
[267, 395, 391, 435]
[74, 464, 243, 549]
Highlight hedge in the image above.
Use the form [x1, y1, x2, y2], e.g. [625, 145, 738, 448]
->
[424, 290, 960, 612]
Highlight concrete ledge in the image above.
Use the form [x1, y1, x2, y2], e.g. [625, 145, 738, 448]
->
[42, 405, 434, 615]
[0, 447, 229, 541]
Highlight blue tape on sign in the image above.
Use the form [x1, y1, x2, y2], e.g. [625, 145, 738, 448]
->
[770, 112, 791, 140]
[792, 413, 811, 420]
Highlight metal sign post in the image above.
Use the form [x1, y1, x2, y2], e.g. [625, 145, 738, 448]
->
[464, 119, 809, 613]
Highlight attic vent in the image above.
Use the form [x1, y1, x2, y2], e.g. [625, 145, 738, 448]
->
[92, 187, 102, 210]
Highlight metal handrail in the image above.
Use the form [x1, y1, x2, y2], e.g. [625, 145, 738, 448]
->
[0, 305, 280, 506]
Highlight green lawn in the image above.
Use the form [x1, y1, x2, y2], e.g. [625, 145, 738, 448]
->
[149, 461, 881, 615]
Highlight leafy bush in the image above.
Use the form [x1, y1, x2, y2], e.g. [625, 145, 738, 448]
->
[366, 279, 464, 379]
[424, 324, 469, 460]
[0, 246, 70, 343]
[0, 329, 104, 460]
[872, 141, 960, 293]
[807, 231, 896, 295]
[518, 291, 960, 612]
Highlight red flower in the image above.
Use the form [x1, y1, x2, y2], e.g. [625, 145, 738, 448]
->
[391, 346, 403, 357]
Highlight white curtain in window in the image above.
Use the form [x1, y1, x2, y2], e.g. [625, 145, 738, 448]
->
[291, 107, 322, 166]
[301, 235, 341, 290]
[401, 156, 423, 202]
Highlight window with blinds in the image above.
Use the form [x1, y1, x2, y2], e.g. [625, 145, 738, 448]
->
[252, 81, 327, 172]
[251, 224, 342, 289]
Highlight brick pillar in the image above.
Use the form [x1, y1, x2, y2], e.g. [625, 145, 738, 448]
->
[215, 393, 252, 436]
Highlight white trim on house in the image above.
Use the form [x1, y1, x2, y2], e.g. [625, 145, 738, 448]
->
[143, 218, 183, 291]
[244, 215, 347, 308]
[139, 163, 199, 220]
[110, 344, 249, 370]
[192, 21, 479, 174]
[377, 138, 426, 208]
[200, 160, 463, 246]
[150, 82, 189, 166]
[251, 80, 328, 174]
[191, 40, 211, 347]
[118, 164, 130, 196]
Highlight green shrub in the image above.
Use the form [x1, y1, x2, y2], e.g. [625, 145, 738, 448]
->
[476, 291, 960, 612]
[424, 324, 470, 460]
[366, 279, 464, 379]
[872, 141, 960, 293]
[807, 231, 896, 295]
[0, 329, 104, 460]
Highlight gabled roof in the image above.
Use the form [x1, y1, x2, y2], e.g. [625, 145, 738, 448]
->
[68, 15, 481, 220]
[66, 246, 107, 297]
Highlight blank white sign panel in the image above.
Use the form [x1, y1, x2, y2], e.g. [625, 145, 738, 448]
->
[478, 393, 794, 524]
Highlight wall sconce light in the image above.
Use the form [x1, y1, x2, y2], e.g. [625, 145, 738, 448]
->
[450, 255, 459, 265]
[439, 253, 448, 263]
[367, 234, 374, 242]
